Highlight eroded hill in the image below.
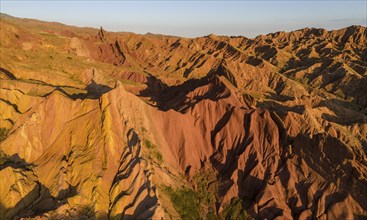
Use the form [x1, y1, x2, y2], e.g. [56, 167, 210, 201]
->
[1, 13, 367, 219]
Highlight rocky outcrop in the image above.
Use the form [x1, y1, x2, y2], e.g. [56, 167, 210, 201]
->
[1, 86, 163, 219]
[0, 13, 366, 219]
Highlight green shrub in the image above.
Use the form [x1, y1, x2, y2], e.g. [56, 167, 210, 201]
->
[141, 127, 147, 135]
[194, 174, 214, 206]
[144, 139, 163, 164]
[206, 207, 217, 220]
[164, 186, 200, 220]
[153, 150, 163, 163]
[144, 139, 154, 149]
[164, 174, 220, 220]
[222, 198, 249, 220]
[0, 128, 9, 142]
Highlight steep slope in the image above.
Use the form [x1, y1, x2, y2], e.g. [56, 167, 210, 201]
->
[1, 86, 163, 219]
[1, 14, 367, 219]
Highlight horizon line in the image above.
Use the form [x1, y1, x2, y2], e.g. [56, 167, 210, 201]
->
[1, 12, 366, 39]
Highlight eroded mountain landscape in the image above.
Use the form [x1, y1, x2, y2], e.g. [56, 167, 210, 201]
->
[0, 13, 367, 219]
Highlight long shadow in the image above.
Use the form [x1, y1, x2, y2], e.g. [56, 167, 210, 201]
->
[209, 113, 256, 206]
[0, 67, 16, 79]
[0, 149, 156, 219]
[283, 56, 367, 109]
[139, 73, 231, 113]
[339, 77, 367, 109]
[0, 98, 21, 113]
[122, 187, 158, 220]
[207, 108, 291, 217]
[293, 133, 367, 211]
[1, 71, 111, 101]
[0, 153, 34, 171]
[258, 100, 305, 115]
[236, 171, 265, 207]
[210, 60, 238, 87]
[255, 45, 277, 61]
[107, 128, 159, 219]
[41, 80, 112, 100]
[83, 80, 112, 99]
[0, 153, 79, 219]
[0, 181, 77, 220]
[316, 98, 367, 125]
[209, 134, 248, 181]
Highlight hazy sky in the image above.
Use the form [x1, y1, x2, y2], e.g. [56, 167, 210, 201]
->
[1, 1, 366, 38]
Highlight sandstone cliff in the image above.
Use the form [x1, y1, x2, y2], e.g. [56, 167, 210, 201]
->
[1, 13, 366, 219]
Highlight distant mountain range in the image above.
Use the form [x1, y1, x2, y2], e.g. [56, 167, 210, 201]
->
[1, 13, 366, 219]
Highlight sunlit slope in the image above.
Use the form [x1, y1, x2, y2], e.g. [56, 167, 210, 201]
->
[1, 14, 366, 219]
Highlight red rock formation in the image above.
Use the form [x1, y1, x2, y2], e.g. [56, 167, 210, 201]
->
[0, 13, 366, 219]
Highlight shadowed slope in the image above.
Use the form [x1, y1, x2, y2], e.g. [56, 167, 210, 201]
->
[0, 14, 366, 219]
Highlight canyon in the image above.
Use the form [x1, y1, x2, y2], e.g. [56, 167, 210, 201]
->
[0, 14, 367, 219]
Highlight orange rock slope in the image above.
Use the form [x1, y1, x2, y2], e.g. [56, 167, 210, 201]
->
[0, 13, 367, 219]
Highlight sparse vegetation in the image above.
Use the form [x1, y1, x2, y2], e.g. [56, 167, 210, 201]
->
[0, 128, 9, 142]
[144, 139, 163, 164]
[163, 173, 218, 220]
[144, 139, 154, 149]
[194, 174, 215, 206]
[153, 150, 163, 163]
[1, 13, 366, 220]
[164, 185, 200, 220]
[206, 208, 217, 220]
[222, 198, 249, 220]
[0, 150, 9, 165]
[194, 173, 219, 219]
[141, 127, 147, 135]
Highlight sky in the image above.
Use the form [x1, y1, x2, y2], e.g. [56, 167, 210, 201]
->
[1, 0, 366, 38]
